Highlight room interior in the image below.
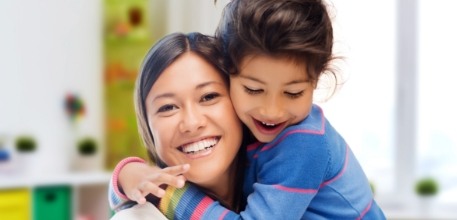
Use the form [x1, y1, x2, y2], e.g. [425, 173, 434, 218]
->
[0, 0, 456, 219]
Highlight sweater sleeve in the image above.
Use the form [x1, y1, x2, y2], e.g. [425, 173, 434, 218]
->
[158, 132, 330, 219]
[108, 157, 146, 212]
[157, 182, 237, 219]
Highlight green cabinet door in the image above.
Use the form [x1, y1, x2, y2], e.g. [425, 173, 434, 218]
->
[33, 185, 71, 220]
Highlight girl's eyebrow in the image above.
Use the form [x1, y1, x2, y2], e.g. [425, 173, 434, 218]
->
[238, 75, 265, 84]
[152, 81, 224, 102]
[285, 79, 311, 85]
[238, 75, 310, 85]
[196, 81, 224, 89]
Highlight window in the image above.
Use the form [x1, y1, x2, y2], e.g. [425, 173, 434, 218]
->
[321, 0, 457, 213]
[417, 0, 457, 206]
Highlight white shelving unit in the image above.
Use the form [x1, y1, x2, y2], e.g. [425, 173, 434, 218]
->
[0, 171, 112, 220]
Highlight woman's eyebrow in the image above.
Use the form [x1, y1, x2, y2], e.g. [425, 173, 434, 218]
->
[151, 81, 224, 102]
[151, 93, 175, 103]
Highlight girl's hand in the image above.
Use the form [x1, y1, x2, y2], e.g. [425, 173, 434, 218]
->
[118, 162, 190, 205]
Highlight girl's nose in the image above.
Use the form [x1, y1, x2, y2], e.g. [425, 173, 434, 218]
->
[259, 95, 285, 121]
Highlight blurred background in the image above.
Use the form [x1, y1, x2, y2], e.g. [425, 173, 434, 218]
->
[0, 0, 456, 219]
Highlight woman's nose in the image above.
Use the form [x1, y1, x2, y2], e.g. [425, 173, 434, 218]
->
[178, 106, 206, 133]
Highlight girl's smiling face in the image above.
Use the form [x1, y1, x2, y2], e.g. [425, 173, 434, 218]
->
[230, 54, 315, 143]
[146, 52, 242, 188]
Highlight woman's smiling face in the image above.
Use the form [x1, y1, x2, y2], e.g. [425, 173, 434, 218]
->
[145, 52, 242, 187]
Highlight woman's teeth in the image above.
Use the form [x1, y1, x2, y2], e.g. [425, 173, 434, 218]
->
[181, 138, 218, 154]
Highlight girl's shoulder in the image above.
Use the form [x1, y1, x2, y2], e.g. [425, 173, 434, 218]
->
[284, 104, 326, 135]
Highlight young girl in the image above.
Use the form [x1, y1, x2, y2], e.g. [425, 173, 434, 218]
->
[110, 0, 386, 219]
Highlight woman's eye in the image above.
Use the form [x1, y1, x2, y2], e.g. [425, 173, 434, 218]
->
[285, 91, 304, 99]
[157, 104, 177, 113]
[201, 92, 220, 102]
[244, 86, 263, 95]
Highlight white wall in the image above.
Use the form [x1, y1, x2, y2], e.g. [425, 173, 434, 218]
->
[0, 0, 103, 174]
[164, 0, 229, 35]
[0, 0, 230, 175]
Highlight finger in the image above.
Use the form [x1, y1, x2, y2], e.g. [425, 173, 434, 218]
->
[161, 164, 190, 176]
[129, 188, 147, 205]
[139, 181, 166, 198]
[146, 172, 186, 188]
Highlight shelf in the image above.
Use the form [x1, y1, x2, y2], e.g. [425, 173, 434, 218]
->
[382, 203, 457, 220]
[0, 171, 112, 189]
[385, 210, 457, 220]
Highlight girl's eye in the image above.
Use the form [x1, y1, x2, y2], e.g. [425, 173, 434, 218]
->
[201, 92, 221, 102]
[244, 86, 263, 95]
[157, 104, 178, 113]
[285, 91, 304, 99]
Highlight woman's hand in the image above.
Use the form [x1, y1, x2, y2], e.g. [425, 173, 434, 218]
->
[119, 162, 190, 204]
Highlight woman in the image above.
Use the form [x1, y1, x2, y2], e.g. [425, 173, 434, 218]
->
[109, 32, 249, 218]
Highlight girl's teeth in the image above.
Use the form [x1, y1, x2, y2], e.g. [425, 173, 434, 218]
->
[262, 122, 276, 126]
